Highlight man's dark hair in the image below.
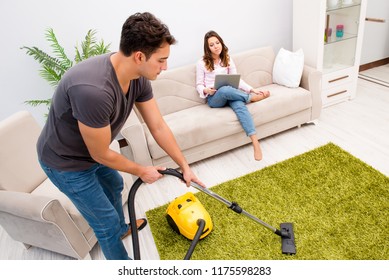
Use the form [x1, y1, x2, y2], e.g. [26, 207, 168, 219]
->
[120, 12, 176, 59]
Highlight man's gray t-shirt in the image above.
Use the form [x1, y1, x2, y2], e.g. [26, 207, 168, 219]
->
[37, 53, 153, 171]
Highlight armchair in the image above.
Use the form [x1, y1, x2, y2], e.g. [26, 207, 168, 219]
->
[0, 111, 131, 259]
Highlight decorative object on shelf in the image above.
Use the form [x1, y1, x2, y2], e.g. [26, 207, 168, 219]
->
[325, 28, 333, 41]
[336, 24, 344, 37]
[327, 0, 339, 8]
[325, 14, 331, 43]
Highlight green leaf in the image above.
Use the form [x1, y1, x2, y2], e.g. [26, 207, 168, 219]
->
[22, 27, 111, 117]
[40, 65, 61, 87]
[81, 29, 97, 60]
[21, 46, 68, 77]
[94, 40, 112, 55]
[45, 28, 73, 71]
[24, 99, 51, 107]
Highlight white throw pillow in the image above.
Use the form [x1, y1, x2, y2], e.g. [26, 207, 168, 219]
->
[272, 48, 304, 88]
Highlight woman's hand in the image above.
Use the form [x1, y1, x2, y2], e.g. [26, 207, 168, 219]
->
[204, 87, 217, 96]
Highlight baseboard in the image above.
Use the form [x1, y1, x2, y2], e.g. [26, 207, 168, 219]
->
[359, 57, 389, 72]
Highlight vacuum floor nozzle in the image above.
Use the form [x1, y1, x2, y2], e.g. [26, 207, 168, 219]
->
[280, 223, 296, 255]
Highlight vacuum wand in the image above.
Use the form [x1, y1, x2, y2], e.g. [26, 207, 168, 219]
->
[159, 168, 296, 255]
[189, 180, 285, 236]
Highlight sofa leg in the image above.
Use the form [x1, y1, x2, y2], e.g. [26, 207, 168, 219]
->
[22, 243, 32, 249]
[81, 253, 92, 260]
[309, 120, 319, 125]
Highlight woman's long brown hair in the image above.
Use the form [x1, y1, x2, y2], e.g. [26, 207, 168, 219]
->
[202, 30, 230, 72]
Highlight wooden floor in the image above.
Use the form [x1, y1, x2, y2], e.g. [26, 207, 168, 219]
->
[359, 64, 389, 87]
[1, 77, 388, 260]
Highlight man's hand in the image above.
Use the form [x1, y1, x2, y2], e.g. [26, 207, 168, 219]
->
[138, 166, 165, 184]
[181, 167, 206, 188]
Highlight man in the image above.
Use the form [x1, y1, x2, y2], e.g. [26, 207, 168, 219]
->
[37, 12, 203, 260]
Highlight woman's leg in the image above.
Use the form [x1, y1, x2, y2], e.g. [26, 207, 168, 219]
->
[207, 86, 250, 108]
[229, 100, 262, 161]
[208, 86, 263, 160]
[249, 134, 263, 161]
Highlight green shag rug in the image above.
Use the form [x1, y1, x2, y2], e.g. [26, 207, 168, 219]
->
[146, 143, 389, 260]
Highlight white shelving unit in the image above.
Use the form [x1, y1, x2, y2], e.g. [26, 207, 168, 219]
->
[293, 0, 367, 107]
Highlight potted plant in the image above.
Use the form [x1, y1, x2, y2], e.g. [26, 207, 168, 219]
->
[21, 28, 111, 114]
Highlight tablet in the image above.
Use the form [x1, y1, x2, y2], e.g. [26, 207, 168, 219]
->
[214, 74, 240, 89]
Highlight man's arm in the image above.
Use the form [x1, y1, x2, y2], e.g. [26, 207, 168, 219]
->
[135, 98, 204, 187]
[78, 121, 164, 184]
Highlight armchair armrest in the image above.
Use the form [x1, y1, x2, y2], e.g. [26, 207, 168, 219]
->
[120, 111, 153, 167]
[301, 65, 322, 120]
[0, 190, 58, 222]
[0, 190, 93, 259]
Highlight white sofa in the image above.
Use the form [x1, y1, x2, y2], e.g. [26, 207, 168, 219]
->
[120, 46, 322, 168]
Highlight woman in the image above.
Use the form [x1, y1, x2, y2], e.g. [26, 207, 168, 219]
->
[196, 30, 270, 161]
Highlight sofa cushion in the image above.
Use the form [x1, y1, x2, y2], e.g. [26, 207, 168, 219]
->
[232, 46, 275, 88]
[145, 84, 312, 159]
[272, 48, 304, 88]
[149, 64, 205, 118]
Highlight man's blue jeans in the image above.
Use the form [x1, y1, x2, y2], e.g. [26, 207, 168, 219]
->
[207, 86, 256, 136]
[39, 160, 130, 260]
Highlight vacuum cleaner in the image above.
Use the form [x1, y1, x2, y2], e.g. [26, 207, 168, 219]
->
[166, 192, 213, 259]
[166, 192, 213, 240]
[127, 168, 296, 260]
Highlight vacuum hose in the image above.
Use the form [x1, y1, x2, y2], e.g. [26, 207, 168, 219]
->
[127, 169, 208, 260]
[184, 219, 205, 260]
[127, 177, 144, 260]
[127, 169, 207, 260]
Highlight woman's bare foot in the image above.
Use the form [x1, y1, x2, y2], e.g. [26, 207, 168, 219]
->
[250, 90, 270, 103]
[250, 135, 262, 161]
[253, 142, 262, 161]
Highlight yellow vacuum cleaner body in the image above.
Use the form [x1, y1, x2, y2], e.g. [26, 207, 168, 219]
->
[166, 192, 213, 240]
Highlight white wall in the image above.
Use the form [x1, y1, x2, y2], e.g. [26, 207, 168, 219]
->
[0, 0, 292, 125]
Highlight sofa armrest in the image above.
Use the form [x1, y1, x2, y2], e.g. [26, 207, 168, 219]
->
[120, 112, 153, 167]
[301, 65, 322, 120]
